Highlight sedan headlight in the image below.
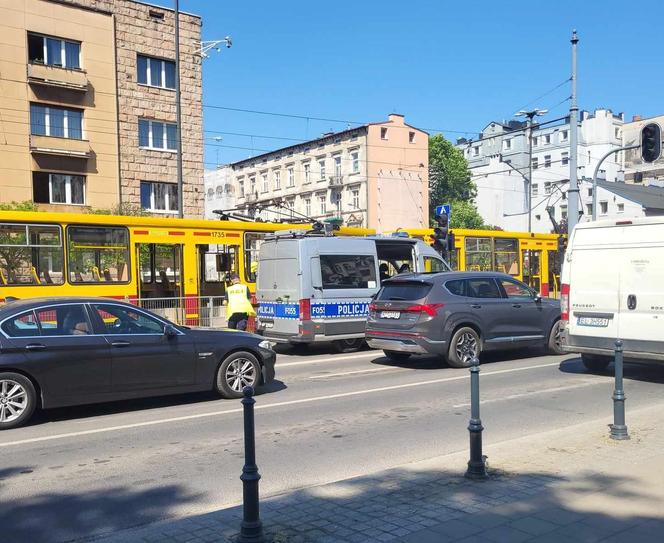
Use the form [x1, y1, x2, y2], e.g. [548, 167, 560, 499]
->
[258, 340, 276, 350]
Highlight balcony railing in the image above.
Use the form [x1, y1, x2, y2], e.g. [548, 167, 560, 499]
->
[30, 134, 91, 158]
[328, 175, 343, 187]
[245, 192, 259, 202]
[27, 63, 88, 92]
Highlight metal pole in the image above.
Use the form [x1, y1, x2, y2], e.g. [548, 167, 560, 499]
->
[465, 357, 488, 479]
[610, 340, 630, 440]
[591, 145, 640, 220]
[239, 386, 266, 542]
[174, 0, 184, 218]
[527, 115, 533, 233]
[567, 30, 579, 235]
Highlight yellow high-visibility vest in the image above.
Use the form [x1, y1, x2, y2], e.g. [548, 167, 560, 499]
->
[226, 283, 256, 318]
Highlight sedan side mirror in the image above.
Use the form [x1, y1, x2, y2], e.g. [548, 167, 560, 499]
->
[533, 293, 542, 303]
[164, 324, 178, 338]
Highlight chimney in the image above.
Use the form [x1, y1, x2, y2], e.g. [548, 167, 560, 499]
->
[632, 115, 642, 122]
[388, 113, 404, 124]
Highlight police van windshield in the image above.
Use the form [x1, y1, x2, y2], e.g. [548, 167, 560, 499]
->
[320, 255, 377, 289]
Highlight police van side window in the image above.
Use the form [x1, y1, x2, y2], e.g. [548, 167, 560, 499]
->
[320, 255, 377, 289]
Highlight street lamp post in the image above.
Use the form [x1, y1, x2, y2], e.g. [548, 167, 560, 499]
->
[515, 109, 548, 232]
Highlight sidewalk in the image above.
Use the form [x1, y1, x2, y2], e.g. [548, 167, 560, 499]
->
[85, 402, 664, 543]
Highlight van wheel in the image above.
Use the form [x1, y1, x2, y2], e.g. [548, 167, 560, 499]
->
[216, 352, 261, 399]
[581, 354, 611, 372]
[547, 320, 566, 355]
[383, 350, 411, 362]
[448, 327, 481, 368]
[0, 373, 37, 430]
[333, 339, 364, 353]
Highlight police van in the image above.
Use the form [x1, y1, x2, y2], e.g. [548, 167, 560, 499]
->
[255, 231, 448, 352]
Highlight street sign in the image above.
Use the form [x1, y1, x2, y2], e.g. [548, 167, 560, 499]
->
[435, 204, 451, 217]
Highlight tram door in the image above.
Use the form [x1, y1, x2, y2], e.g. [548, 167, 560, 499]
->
[548, 249, 562, 298]
[521, 249, 542, 293]
[136, 243, 183, 300]
[197, 244, 237, 328]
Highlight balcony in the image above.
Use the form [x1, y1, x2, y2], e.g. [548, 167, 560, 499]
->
[328, 175, 343, 188]
[30, 135, 91, 158]
[245, 192, 259, 203]
[27, 63, 88, 92]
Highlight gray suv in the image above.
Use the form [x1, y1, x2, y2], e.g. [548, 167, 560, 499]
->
[365, 271, 564, 367]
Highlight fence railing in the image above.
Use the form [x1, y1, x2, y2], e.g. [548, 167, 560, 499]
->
[133, 296, 229, 329]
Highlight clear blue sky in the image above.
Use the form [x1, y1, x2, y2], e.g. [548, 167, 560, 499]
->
[152, 0, 663, 168]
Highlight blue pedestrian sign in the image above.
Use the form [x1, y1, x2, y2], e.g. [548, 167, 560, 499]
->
[435, 204, 451, 217]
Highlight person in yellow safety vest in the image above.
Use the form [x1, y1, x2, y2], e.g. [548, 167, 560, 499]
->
[226, 273, 256, 330]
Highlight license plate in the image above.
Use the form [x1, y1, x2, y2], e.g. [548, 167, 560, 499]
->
[262, 322, 274, 328]
[578, 316, 609, 327]
[380, 311, 401, 319]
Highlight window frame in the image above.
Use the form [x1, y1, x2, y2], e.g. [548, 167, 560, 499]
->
[136, 54, 176, 90]
[27, 32, 81, 69]
[319, 254, 377, 290]
[138, 118, 177, 151]
[66, 225, 131, 285]
[30, 103, 84, 140]
[90, 303, 171, 336]
[498, 277, 535, 300]
[140, 181, 179, 213]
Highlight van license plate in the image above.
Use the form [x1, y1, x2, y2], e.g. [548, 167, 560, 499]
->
[262, 322, 274, 328]
[577, 317, 609, 327]
[380, 311, 401, 319]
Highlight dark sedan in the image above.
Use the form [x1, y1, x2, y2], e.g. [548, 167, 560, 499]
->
[0, 297, 276, 429]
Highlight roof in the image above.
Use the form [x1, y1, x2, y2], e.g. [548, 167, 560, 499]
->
[596, 181, 664, 210]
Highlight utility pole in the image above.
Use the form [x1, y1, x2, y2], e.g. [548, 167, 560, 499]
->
[515, 109, 548, 232]
[174, 0, 184, 218]
[567, 30, 579, 234]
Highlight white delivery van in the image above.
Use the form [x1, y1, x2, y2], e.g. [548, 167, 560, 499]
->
[561, 217, 664, 370]
[255, 231, 448, 352]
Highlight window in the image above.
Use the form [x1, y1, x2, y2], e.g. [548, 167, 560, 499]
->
[586, 204, 593, 216]
[28, 33, 80, 69]
[286, 198, 295, 218]
[472, 147, 479, 157]
[466, 278, 501, 298]
[423, 257, 448, 273]
[319, 194, 326, 214]
[0, 223, 64, 285]
[351, 151, 359, 173]
[464, 237, 492, 272]
[532, 184, 539, 197]
[544, 182, 552, 195]
[274, 170, 281, 190]
[320, 255, 377, 289]
[544, 134, 551, 145]
[445, 280, 465, 296]
[92, 304, 165, 335]
[261, 173, 268, 193]
[561, 152, 569, 166]
[137, 54, 176, 89]
[617, 203, 624, 213]
[33, 172, 85, 205]
[380, 127, 388, 140]
[36, 305, 92, 336]
[532, 157, 538, 169]
[2, 311, 40, 337]
[140, 181, 178, 212]
[378, 282, 432, 300]
[532, 136, 538, 147]
[351, 188, 360, 209]
[503, 138, 512, 150]
[249, 176, 256, 194]
[494, 238, 519, 276]
[409, 131, 416, 144]
[207, 188, 214, 200]
[499, 278, 533, 299]
[560, 130, 568, 142]
[303, 163, 311, 184]
[615, 127, 621, 140]
[67, 226, 130, 283]
[334, 155, 342, 178]
[587, 188, 593, 197]
[216, 186, 224, 198]
[560, 205, 568, 219]
[138, 119, 177, 151]
[634, 172, 643, 184]
[30, 104, 83, 139]
[600, 201, 608, 215]
[304, 197, 311, 216]
[287, 168, 294, 187]
[544, 155, 551, 168]
[318, 159, 326, 180]
[239, 179, 245, 197]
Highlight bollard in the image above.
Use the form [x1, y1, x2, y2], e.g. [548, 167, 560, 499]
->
[238, 386, 266, 543]
[610, 340, 630, 441]
[465, 356, 488, 479]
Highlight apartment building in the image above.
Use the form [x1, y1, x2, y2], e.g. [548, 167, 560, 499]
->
[203, 166, 236, 219]
[0, 0, 203, 216]
[622, 114, 664, 186]
[229, 114, 429, 232]
[457, 109, 625, 232]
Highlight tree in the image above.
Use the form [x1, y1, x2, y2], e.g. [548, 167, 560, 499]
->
[447, 200, 486, 230]
[428, 134, 476, 222]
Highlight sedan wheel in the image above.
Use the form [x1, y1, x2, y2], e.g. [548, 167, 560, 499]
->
[0, 373, 37, 430]
[548, 320, 566, 355]
[216, 352, 261, 399]
[448, 327, 481, 368]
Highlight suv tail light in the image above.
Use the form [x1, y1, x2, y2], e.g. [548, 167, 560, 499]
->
[369, 303, 377, 312]
[404, 303, 444, 317]
[299, 298, 311, 321]
[561, 283, 570, 321]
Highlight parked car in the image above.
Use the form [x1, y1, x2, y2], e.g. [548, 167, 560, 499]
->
[365, 271, 564, 367]
[0, 297, 276, 429]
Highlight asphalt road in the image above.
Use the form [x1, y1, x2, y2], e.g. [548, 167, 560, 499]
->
[2, 345, 664, 543]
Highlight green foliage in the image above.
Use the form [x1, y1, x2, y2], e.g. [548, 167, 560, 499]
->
[87, 203, 149, 217]
[0, 201, 39, 212]
[440, 200, 486, 230]
[428, 134, 476, 222]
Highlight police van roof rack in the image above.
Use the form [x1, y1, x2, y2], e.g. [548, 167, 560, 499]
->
[267, 221, 337, 240]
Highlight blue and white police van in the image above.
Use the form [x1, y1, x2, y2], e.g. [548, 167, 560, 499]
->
[255, 230, 448, 352]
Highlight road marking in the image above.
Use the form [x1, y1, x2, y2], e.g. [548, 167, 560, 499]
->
[309, 366, 404, 379]
[0, 360, 561, 449]
[452, 380, 606, 408]
[278, 351, 379, 368]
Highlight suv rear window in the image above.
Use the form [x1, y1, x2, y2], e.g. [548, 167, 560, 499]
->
[377, 282, 432, 301]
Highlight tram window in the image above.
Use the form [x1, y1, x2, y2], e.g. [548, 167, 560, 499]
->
[0, 223, 64, 285]
[494, 238, 519, 275]
[464, 237, 492, 271]
[154, 245, 180, 286]
[203, 246, 237, 283]
[68, 226, 129, 283]
[244, 232, 266, 282]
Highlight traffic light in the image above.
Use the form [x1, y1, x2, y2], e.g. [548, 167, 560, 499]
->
[432, 213, 449, 256]
[641, 123, 661, 163]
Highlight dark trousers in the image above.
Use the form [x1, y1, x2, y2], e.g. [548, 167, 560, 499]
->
[228, 312, 249, 330]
